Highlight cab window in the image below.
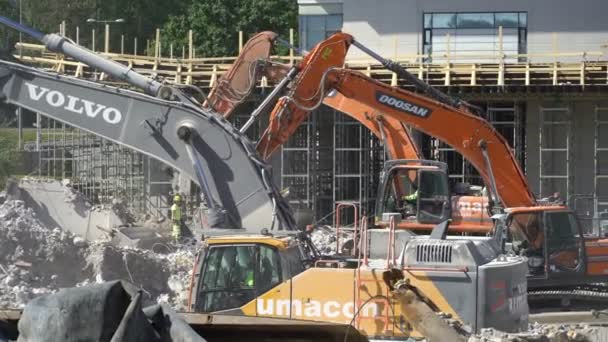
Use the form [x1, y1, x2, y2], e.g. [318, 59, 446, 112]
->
[197, 244, 282, 312]
[258, 245, 281, 293]
[546, 211, 580, 239]
[417, 169, 451, 223]
[507, 213, 541, 248]
[545, 211, 582, 271]
[377, 168, 419, 219]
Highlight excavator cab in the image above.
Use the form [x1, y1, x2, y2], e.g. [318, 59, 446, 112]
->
[189, 235, 306, 313]
[503, 209, 585, 279]
[376, 160, 451, 226]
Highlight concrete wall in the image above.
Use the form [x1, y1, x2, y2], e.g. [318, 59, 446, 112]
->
[299, 0, 608, 60]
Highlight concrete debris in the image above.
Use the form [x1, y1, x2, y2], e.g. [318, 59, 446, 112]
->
[469, 323, 599, 341]
[7, 178, 130, 241]
[0, 198, 194, 311]
[310, 225, 354, 255]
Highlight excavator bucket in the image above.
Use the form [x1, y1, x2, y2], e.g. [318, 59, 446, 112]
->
[205, 31, 285, 117]
[256, 32, 353, 159]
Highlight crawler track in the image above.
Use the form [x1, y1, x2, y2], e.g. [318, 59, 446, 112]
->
[528, 284, 608, 310]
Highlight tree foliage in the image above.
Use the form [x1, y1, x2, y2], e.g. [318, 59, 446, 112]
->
[0, 0, 297, 57]
[161, 0, 297, 58]
[0, 0, 190, 52]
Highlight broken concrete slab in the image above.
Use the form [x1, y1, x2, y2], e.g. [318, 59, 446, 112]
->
[6, 179, 122, 241]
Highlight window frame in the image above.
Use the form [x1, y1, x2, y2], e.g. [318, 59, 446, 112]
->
[299, 14, 344, 51]
[196, 243, 283, 312]
[422, 11, 528, 58]
[423, 12, 528, 30]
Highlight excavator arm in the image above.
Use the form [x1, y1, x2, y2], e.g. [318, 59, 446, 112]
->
[0, 17, 296, 233]
[204, 32, 421, 161]
[322, 68, 536, 208]
[256, 33, 353, 159]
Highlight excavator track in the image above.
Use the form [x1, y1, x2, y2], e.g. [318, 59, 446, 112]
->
[528, 284, 608, 308]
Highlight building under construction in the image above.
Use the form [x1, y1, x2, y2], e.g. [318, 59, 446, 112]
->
[6, 0, 608, 231]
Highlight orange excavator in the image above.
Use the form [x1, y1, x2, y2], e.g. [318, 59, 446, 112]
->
[205, 32, 608, 302]
[205, 32, 492, 233]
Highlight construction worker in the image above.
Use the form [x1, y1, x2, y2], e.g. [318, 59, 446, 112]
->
[235, 247, 255, 288]
[171, 194, 183, 242]
[244, 269, 255, 287]
[402, 189, 418, 204]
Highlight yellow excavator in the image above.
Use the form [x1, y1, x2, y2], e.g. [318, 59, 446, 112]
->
[186, 32, 530, 341]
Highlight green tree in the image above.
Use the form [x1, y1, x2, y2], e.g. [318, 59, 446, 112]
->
[161, 0, 297, 58]
[0, 0, 18, 55]
[1, 0, 188, 53]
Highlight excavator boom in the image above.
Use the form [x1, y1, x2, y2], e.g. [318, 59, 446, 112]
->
[322, 68, 536, 208]
[0, 16, 297, 233]
[256, 33, 353, 159]
[0, 60, 295, 232]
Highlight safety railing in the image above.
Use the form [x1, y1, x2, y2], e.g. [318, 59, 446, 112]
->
[334, 201, 359, 256]
[12, 41, 608, 88]
[354, 216, 392, 333]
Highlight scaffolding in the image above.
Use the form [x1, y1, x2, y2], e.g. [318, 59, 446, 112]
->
[281, 116, 313, 208]
[276, 106, 382, 225]
[428, 102, 524, 188]
[26, 114, 170, 218]
[595, 107, 608, 218]
[539, 106, 571, 199]
[333, 112, 382, 226]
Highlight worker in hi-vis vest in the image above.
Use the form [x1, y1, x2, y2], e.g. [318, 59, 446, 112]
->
[171, 194, 182, 242]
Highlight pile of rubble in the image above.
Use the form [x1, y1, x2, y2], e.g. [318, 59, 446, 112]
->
[0, 198, 194, 310]
[468, 322, 599, 341]
[310, 225, 354, 255]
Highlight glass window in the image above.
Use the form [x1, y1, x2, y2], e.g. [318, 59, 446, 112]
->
[198, 245, 258, 312]
[326, 15, 342, 32]
[377, 168, 417, 217]
[201, 245, 256, 291]
[424, 29, 431, 44]
[545, 211, 583, 273]
[422, 12, 527, 61]
[507, 213, 542, 247]
[518, 13, 527, 28]
[424, 12, 527, 29]
[283, 246, 304, 278]
[495, 13, 519, 28]
[456, 13, 494, 28]
[258, 245, 281, 293]
[432, 13, 457, 28]
[424, 13, 432, 28]
[417, 169, 451, 223]
[299, 14, 343, 51]
[546, 211, 580, 239]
